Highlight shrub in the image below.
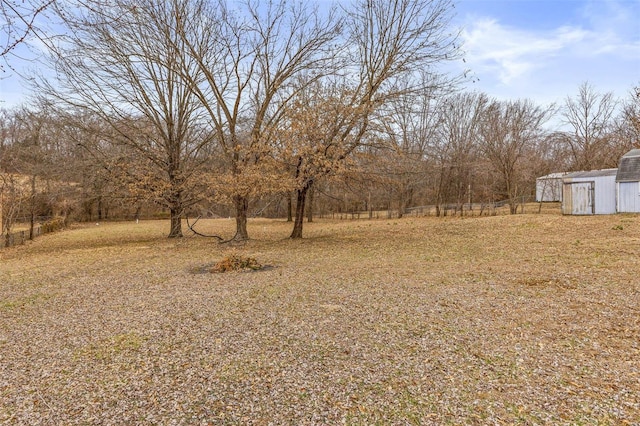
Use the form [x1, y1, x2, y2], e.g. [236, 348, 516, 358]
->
[42, 217, 66, 234]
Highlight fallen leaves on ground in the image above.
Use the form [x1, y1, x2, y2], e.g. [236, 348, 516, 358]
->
[1, 214, 639, 424]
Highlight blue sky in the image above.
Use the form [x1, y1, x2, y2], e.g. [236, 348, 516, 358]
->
[1, 0, 639, 110]
[452, 0, 640, 107]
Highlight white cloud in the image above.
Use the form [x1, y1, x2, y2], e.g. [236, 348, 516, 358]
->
[580, 0, 640, 36]
[457, 8, 640, 110]
[461, 18, 592, 85]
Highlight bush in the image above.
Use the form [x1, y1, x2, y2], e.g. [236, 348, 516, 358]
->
[211, 253, 262, 273]
[42, 217, 66, 234]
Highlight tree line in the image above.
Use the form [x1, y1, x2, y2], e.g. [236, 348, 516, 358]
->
[1, 0, 639, 241]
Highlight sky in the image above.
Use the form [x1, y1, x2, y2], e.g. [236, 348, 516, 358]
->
[1, 0, 639, 112]
[452, 0, 640, 108]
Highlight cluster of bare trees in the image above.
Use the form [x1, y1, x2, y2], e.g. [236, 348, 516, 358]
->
[559, 82, 639, 170]
[355, 81, 638, 218]
[0, 106, 74, 245]
[7, 0, 463, 239]
[1, 0, 638, 240]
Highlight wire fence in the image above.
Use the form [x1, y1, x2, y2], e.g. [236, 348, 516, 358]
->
[2, 217, 66, 249]
[323, 198, 561, 220]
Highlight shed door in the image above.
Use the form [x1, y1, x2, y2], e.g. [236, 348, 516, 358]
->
[564, 181, 595, 215]
[617, 182, 640, 213]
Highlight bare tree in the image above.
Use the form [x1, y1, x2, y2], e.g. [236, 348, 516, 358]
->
[51, 109, 151, 222]
[11, 107, 53, 237]
[174, 0, 341, 241]
[0, 108, 20, 243]
[282, 0, 461, 238]
[538, 131, 574, 173]
[38, 0, 212, 237]
[378, 76, 441, 217]
[429, 92, 487, 215]
[278, 81, 369, 238]
[480, 98, 551, 214]
[1, 0, 55, 68]
[0, 105, 79, 238]
[0, 172, 22, 245]
[0, 107, 14, 154]
[615, 85, 640, 149]
[561, 82, 619, 170]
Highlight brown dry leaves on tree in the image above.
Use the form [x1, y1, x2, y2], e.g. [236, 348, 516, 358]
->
[208, 156, 292, 205]
[1, 213, 639, 424]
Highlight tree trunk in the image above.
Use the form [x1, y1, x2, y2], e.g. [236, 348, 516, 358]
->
[290, 185, 309, 239]
[234, 195, 249, 240]
[167, 177, 184, 237]
[287, 192, 293, 222]
[0, 193, 3, 238]
[506, 175, 518, 215]
[168, 207, 183, 238]
[29, 212, 36, 240]
[97, 196, 103, 221]
[29, 175, 36, 240]
[307, 182, 314, 223]
[509, 200, 518, 215]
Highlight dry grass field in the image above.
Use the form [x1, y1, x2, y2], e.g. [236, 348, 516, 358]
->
[1, 213, 639, 425]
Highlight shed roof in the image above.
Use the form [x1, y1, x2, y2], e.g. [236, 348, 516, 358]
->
[564, 168, 618, 179]
[616, 149, 640, 182]
[537, 172, 568, 180]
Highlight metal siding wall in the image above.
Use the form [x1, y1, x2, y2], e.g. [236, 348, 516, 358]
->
[536, 178, 562, 202]
[594, 176, 617, 214]
[562, 175, 617, 215]
[618, 182, 640, 212]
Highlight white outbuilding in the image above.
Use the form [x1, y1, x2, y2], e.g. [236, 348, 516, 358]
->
[616, 149, 640, 213]
[536, 172, 567, 202]
[561, 169, 618, 215]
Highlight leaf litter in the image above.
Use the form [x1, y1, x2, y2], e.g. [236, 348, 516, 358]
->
[0, 214, 639, 424]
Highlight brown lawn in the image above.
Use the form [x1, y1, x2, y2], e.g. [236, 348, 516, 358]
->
[1, 213, 639, 425]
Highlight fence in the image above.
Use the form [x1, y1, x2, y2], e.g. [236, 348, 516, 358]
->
[321, 198, 560, 221]
[2, 217, 66, 249]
